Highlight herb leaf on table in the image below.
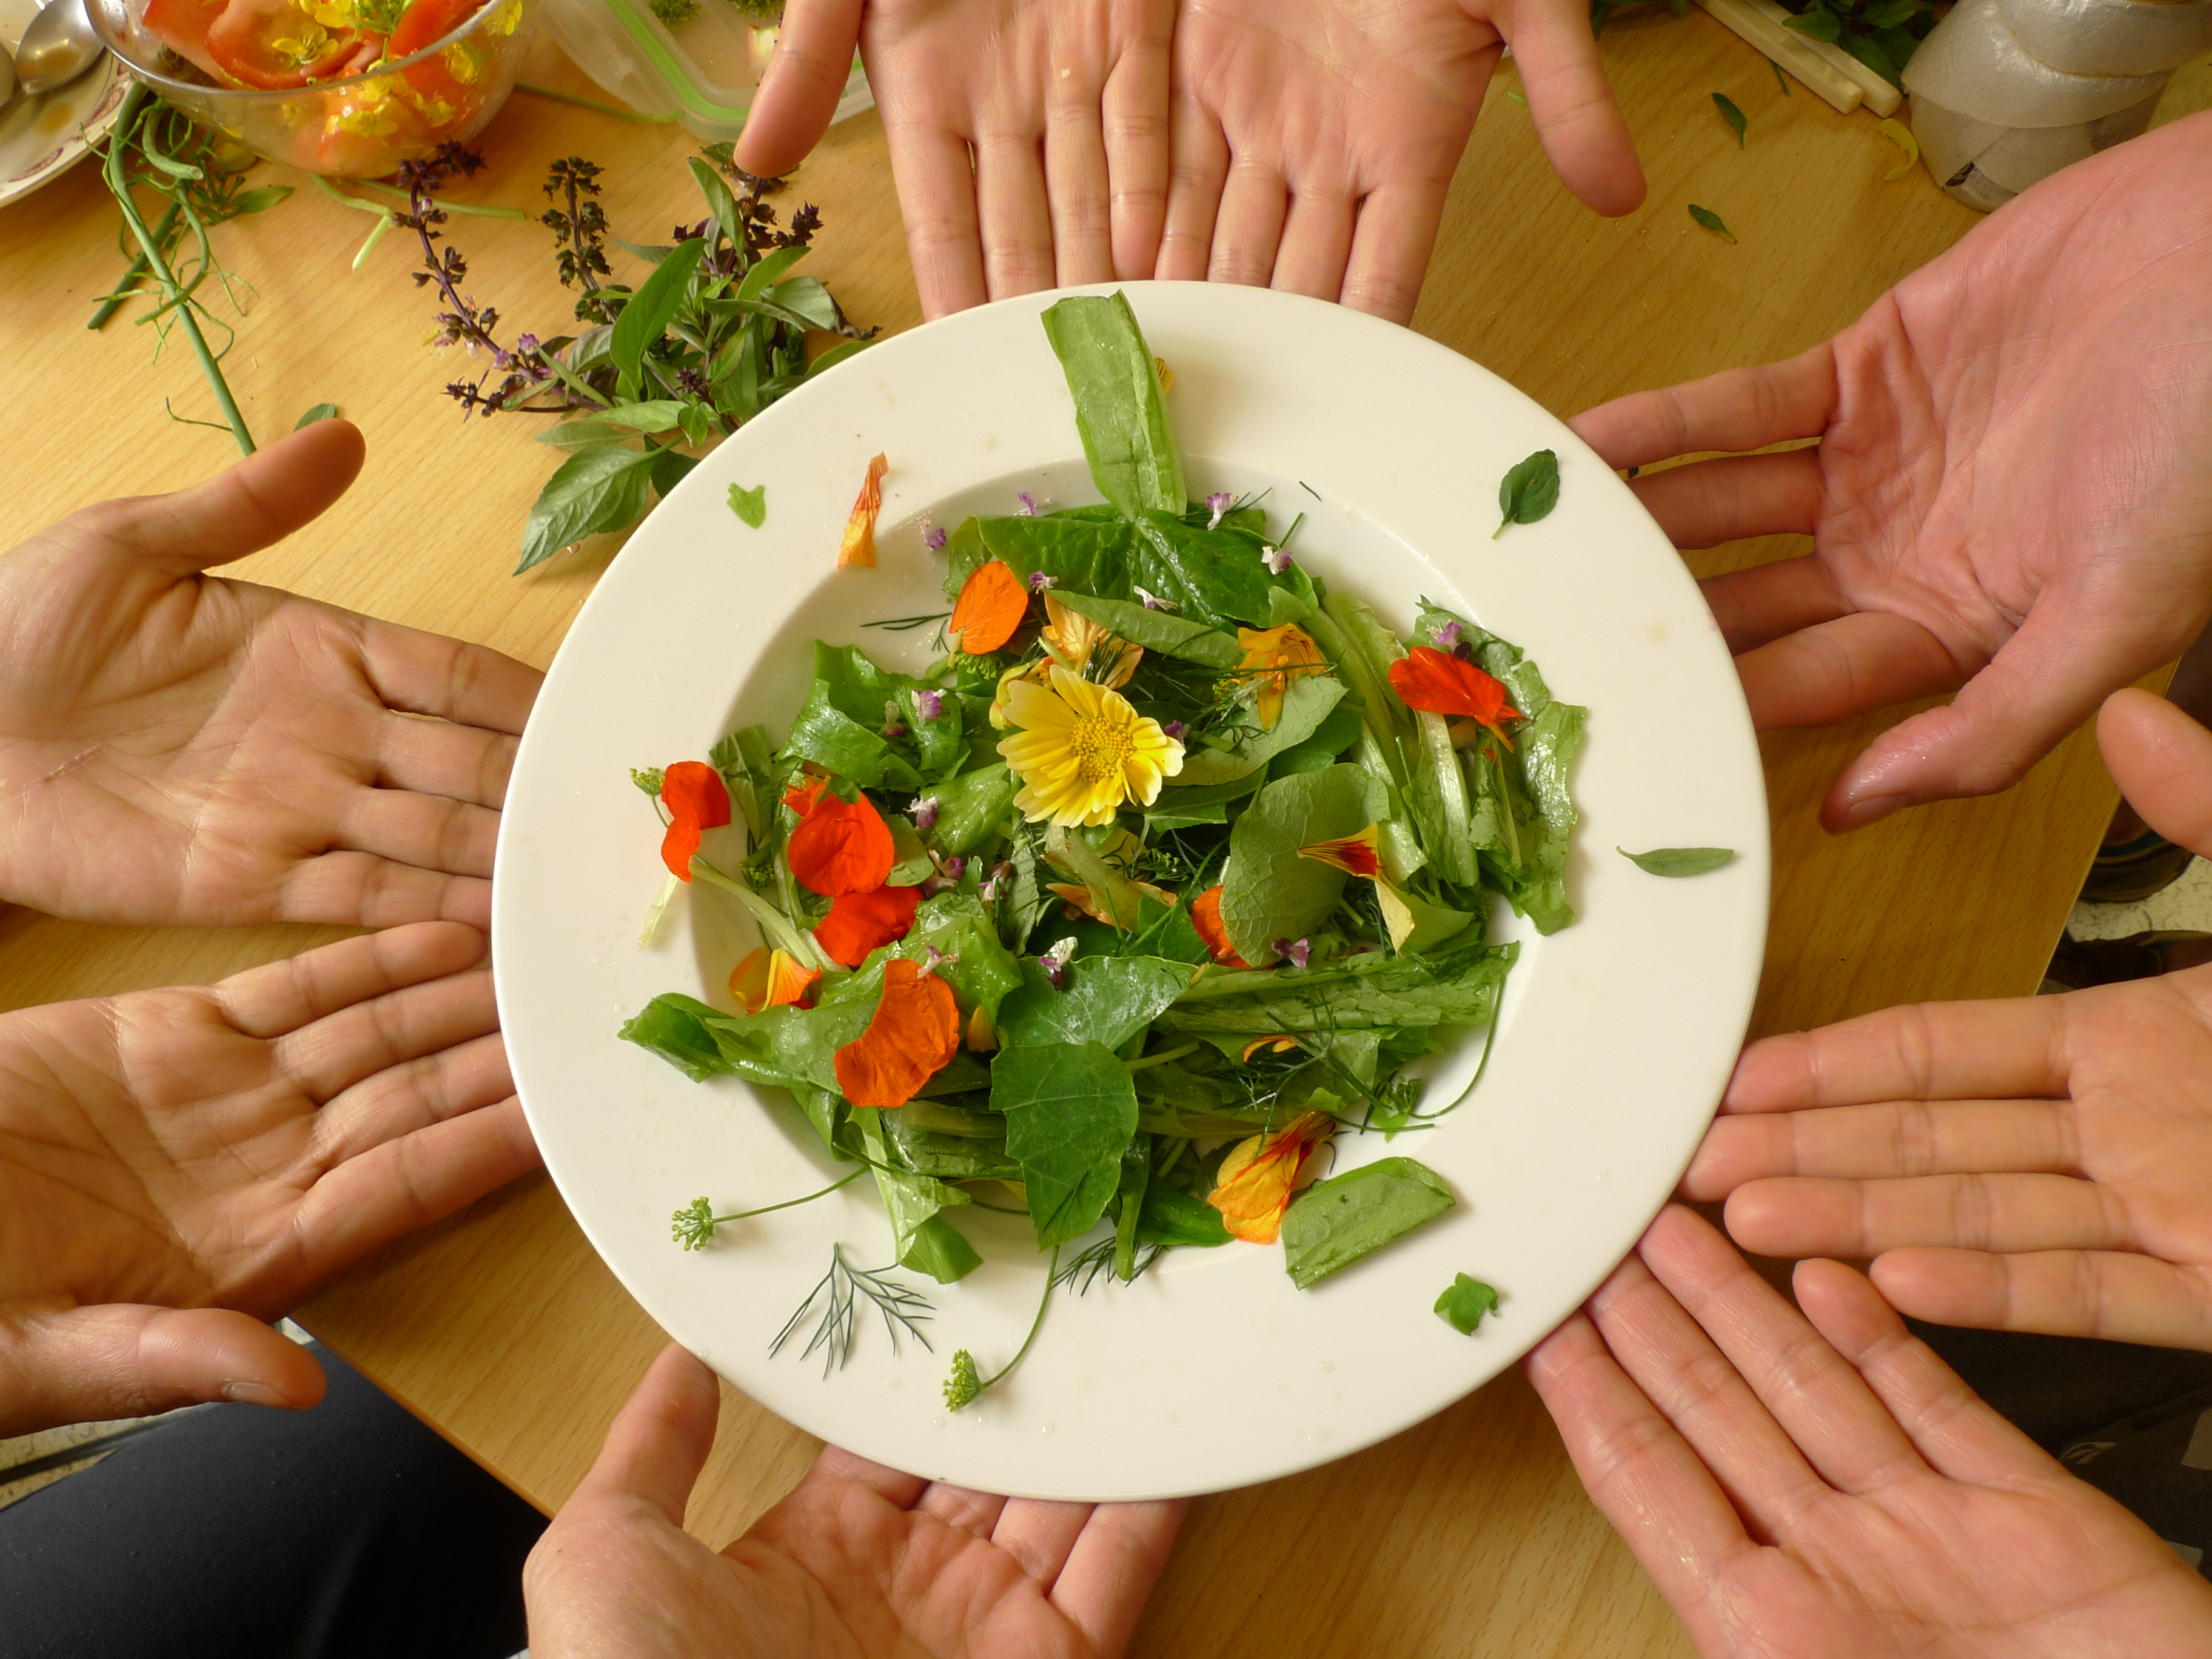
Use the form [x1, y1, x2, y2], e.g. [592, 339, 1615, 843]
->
[1493, 449, 1561, 537]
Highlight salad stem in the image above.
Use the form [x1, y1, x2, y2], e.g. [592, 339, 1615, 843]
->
[88, 201, 179, 330]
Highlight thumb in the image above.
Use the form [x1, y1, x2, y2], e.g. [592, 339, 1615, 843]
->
[568, 1343, 720, 1526]
[733, 0, 863, 179]
[1497, 0, 1646, 216]
[0, 1304, 326, 1436]
[2097, 687, 2212, 858]
[85, 417, 366, 579]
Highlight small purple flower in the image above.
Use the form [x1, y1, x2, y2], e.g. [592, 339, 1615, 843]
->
[1434, 620, 1463, 648]
[977, 859, 1013, 902]
[1262, 545, 1293, 577]
[882, 699, 908, 739]
[937, 854, 966, 881]
[1274, 937, 1312, 969]
[515, 333, 541, 355]
[1135, 586, 1178, 612]
[923, 521, 948, 552]
[1017, 491, 1039, 517]
[917, 945, 960, 978]
[913, 688, 944, 720]
[1161, 720, 1188, 741]
[910, 796, 940, 831]
[1205, 491, 1233, 530]
[1028, 571, 1056, 594]
[1040, 937, 1077, 990]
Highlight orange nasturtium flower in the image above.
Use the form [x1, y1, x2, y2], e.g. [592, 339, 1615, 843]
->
[948, 559, 1029, 655]
[659, 761, 731, 880]
[1207, 1110, 1335, 1243]
[1298, 823, 1419, 953]
[1190, 885, 1253, 969]
[729, 947, 820, 1014]
[1233, 624, 1325, 729]
[786, 786, 894, 897]
[837, 452, 890, 569]
[1388, 646, 1523, 749]
[814, 883, 922, 968]
[834, 957, 961, 1108]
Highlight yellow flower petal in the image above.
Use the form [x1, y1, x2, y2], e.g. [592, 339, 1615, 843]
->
[996, 664, 1184, 826]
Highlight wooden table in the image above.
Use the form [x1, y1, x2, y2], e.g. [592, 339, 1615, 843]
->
[5, 17, 2207, 1655]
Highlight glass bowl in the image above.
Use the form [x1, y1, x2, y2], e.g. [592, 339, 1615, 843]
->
[89, 0, 537, 176]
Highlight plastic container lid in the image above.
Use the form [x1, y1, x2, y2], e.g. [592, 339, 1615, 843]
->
[540, 0, 871, 142]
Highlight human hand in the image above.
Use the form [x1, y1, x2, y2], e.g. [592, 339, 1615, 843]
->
[0, 921, 535, 1435]
[1528, 1205, 2212, 1658]
[738, 0, 1640, 326]
[1571, 112, 2212, 832]
[1684, 683, 2212, 1350]
[525, 1343, 1185, 1659]
[0, 418, 541, 928]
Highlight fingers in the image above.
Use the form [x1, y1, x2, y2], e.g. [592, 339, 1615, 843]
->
[1207, 159, 1287, 287]
[1869, 1247, 2212, 1352]
[1794, 1258, 2060, 1487]
[1525, 1310, 1753, 1637]
[215, 920, 488, 1041]
[1270, 187, 1358, 303]
[310, 1028, 514, 1168]
[278, 853, 491, 932]
[1046, 68, 1118, 289]
[916, 1481, 1011, 1536]
[1723, 1171, 2124, 1261]
[1569, 345, 1835, 471]
[376, 711, 519, 810]
[732, 0, 863, 178]
[1735, 611, 1966, 734]
[1155, 97, 1227, 282]
[1631, 449, 1824, 551]
[337, 788, 500, 883]
[0, 1304, 324, 1437]
[2099, 688, 2212, 860]
[273, 962, 500, 1106]
[1339, 180, 1450, 326]
[571, 1344, 721, 1527]
[82, 420, 366, 580]
[989, 1498, 1096, 1587]
[1101, 36, 1170, 279]
[808, 1444, 928, 1510]
[1696, 556, 1849, 655]
[974, 130, 1057, 300]
[1049, 1498, 1187, 1657]
[1722, 998, 2070, 1116]
[1685, 1098, 2074, 1201]
[1504, 0, 1644, 216]
[886, 123, 988, 318]
[360, 616, 541, 735]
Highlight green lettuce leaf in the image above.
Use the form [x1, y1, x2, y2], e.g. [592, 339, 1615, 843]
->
[1281, 1156, 1455, 1289]
[1039, 292, 1185, 518]
[1175, 674, 1347, 787]
[996, 955, 1194, 1050]
[1049, 591, 1242, 668]
[1219, 763, 1386, 964]
[1158, 943, 1516, 1037]
[994, 1041, 1140, 1247]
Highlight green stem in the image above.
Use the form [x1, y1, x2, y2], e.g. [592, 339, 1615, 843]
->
[330, 174, 529, 220]
[712, 1168, 863, 1225]
[515, 80, 683, 122]
[351, 213, 394, 270]
[89, 201, 179, 330]
[983, 1245, 1058, 1390]
[1123, 1041, 1199, 1073]
[104, 87, 255, 456]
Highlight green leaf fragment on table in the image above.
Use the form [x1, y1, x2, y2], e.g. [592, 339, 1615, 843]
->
[1714, 93, 1747, 147]
[1771, 56, 1792, 95]
[729, 482, 767, 528]
[1618, 845, 1735, 877]
[1281, 1157, 1455, 1289]
[1492, 449, 1560, 538]
[1435, 1273, 1501, 1335]
[994, 1042, 1141, 1247]
[295, 403, 339, 428]
[1688, 204, 1738, 244]
[517, 443, 661, 572]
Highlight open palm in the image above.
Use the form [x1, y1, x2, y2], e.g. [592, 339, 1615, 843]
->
[1572, 111, 2212, 832]
[527, 1344, 1183, 1659]
[0, 921, 536, 1435]
[1529, 1207, 2212, 1658]
[0, 418, 541, 928]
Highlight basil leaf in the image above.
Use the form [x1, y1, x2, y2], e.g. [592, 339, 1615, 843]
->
[686, 155, 746, 248]
[1618, 845, 1734, 877]
[1135, 1184, 1233, 1247]
[994, 1041, 1141, 1247]
[781, 642, 957, 789]
[1281, 1156, 1455, 1289]
[650, 448, 698, 498]
[611, 236, 707, 397]
[1713, 92, 1746, 147]
[1177, 675, 1348, 788]
[1220, 763, 1385, 964]
[1493, 449, 1561, 538]
[294, 402, 338, 428]
[1687, 203, 1738, 244]
[729, 481, 767, 528]
[1050, 591, 1242, 668]
[517, 443, 660, 573]
[997, 956, 1193, 1051]
[808, 338, 870, 378]
[738, 243, 810, 301]
[769, 275, 843, 332]
[1039, 292, 1185, 518]
[1435, 1272, 1500, 1334]
[1784, 7, 1841, 38]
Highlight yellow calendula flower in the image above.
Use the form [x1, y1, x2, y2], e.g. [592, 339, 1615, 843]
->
[1039, 592, 1141, 688]
[998, 666, 1184, 827]
[1233, 623, 1325, 729]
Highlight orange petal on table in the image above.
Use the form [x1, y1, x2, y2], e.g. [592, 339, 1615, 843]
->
[1207, 1110, 1335, 1244]
[837, 452, 890, 570]
[659, 760, 732, 880]
[1387, 647, 1521, 748]
[814, 883, 922, 968]
[1189, 885, 1253, 969]
[1239, 1036, 1302, 1062]
[1298, 824, 1381, 879]
[788, 790, 895, 896]
[834, 957, 961, 1108]
[948, 559, 1028, 655]
[729, 947, 820, 1014]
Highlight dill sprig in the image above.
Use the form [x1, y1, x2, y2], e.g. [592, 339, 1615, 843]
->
[773, 1245, 935, 1376]
[671, 1168, 866, 1250]
[943, 1245, 1059, 1410]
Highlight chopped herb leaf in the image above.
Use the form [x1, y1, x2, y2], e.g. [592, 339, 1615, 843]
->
[1618, 845, 1734, 877]
[1493, 449, 1561, 538]
[1435, 1273, 1501, 1334]
[1687, 204, 1737, 244]
[728, 481, 767, 528]
[1713, 93, 1747, 148]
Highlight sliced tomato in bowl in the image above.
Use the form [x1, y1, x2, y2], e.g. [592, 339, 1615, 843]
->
[141, 0, 231, 79]
[386, 0, 489, 109]
[204, 0, 363, 88]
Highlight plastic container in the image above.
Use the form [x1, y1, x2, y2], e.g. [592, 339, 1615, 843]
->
[538, 0, 870, 143]
[89, 0, 537, 176]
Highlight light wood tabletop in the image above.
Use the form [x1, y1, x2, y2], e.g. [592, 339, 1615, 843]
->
[4, 17, 2207, 1657]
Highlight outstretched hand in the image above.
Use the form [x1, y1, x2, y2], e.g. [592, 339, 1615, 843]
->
[1572, 112, 2212, 831]
[0, 418, 542, 929]
[1529, 1206, 2212, 1658]
[526, 1344, 1185, 1659]
[0, 922, 535, 1435]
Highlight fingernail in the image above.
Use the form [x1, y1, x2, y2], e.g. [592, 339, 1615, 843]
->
[220, 1379, 289, 1406]
[1830, 793, 1907, 834]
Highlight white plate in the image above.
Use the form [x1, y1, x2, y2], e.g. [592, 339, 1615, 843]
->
[0, 0, 126, 213]
[494, 281, 1769, 1503]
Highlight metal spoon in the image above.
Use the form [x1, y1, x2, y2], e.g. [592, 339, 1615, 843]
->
[0, 40, 18, 112]
[18, 0, 103, 97]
